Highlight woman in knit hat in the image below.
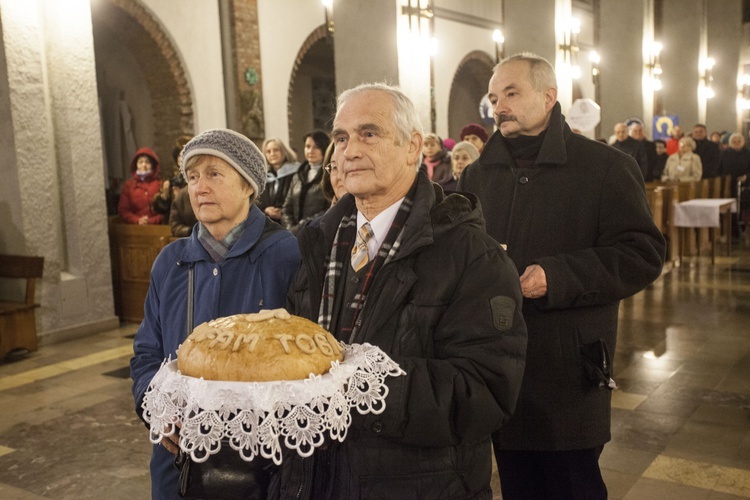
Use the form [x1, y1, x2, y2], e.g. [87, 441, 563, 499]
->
[460, 123, 489, 153]
[130, 128, 301, 500]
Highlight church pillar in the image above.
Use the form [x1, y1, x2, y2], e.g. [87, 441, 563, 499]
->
[0, 0, 118, 343]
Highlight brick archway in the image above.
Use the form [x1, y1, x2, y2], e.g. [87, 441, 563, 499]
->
[448, 50, 495, 141]
[92, 0, 194, 178]
[287, 25, 333, 150]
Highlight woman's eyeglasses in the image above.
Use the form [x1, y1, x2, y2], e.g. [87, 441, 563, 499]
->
[324, 162, 339, 174]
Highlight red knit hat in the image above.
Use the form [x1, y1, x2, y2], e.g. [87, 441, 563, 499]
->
[460, 123, 489, 143]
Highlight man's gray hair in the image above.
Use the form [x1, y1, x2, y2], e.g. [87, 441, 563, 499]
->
[336, 82, 424, 146]
[495, 52, 558, 92]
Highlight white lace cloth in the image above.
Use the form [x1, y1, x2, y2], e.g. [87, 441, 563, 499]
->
[142, 343, 405, 465]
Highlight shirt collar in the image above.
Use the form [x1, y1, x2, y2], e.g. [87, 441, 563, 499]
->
[356, 197, 404, 259]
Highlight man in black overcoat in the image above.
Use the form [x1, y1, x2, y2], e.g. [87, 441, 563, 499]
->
[692, 123, 721, 179]
[459, 53, 665, 500]
[282, 82, 528, 499]
[612, 122, 649, 181]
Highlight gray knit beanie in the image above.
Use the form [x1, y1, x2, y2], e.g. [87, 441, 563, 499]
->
[181, 129, 266, 200]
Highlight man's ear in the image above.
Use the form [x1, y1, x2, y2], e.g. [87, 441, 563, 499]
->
[408, 132, 424, 165]
[544, 87, 558, 111]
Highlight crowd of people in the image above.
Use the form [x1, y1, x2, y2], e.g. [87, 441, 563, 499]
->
[607, 121, 750, 187]
[115, 116, 750, 248]
[128, 52, 750, 500]
[114, 117, 495, 239]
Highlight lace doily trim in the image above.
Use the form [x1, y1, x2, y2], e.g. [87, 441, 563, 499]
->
[142, 342, 405, 465]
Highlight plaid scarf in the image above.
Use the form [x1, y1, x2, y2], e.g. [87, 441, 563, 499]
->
[196, 216, 248, 263]
[318, 180, 417, 343]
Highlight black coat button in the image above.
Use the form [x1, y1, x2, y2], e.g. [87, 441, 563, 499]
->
[371, 421, 383, 433]
[519, 176, 529, 184]
[582, 291, 598, 302]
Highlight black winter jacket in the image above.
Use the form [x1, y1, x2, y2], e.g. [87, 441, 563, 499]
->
[281, 162, 330, 233]
[459, 102, 665, 451]
[281, 172, 527, 499]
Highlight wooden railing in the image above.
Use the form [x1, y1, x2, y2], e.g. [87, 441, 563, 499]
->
[646, 175, 733, 264]
[108, 217, 172, 323]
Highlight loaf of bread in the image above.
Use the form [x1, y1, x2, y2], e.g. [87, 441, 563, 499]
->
[177, 309, 343, 382]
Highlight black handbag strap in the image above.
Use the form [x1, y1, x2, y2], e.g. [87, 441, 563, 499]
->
[176, 265, 195, 490]
[186, 265, 194, 336]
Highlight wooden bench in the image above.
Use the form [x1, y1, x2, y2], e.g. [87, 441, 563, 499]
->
[0, 254, 44, 361]
[645, 182, 678, 263]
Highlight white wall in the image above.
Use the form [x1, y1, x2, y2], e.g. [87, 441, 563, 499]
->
[142, 0, 226, 132]
[258, 0, 327, 143]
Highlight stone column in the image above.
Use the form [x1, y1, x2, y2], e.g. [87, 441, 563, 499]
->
[598, 0, 649, 136]
[504, 0, 558, 63]
[503, 0, 578, 111]
[706, 0, 742, 133]
[660, 0, 702, 127]
[0, 0, 118, 342]
[334, 0, 400, 92]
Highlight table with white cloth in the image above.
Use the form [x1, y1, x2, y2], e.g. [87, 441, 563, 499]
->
[673, 198, 737, 264]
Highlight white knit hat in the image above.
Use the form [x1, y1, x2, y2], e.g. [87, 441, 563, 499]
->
[181, 129, 266, 199]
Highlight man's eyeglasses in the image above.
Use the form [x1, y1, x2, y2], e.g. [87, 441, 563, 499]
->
[324, 162, 339, 174]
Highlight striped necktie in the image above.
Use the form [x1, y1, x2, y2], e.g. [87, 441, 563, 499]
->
[351, 222, 373, 272]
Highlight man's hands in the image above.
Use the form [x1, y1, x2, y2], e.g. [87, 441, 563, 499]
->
[520, 264, 547, 299]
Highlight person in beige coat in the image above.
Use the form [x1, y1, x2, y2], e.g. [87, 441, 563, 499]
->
[661, 136, 702, 182]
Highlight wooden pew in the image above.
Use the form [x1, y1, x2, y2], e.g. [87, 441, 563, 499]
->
[646, 185, 665, 233]
[0, 254, 44, 360]
[661, 184, 678, 263]
[108, 219, 172, 323]
[720, 175, 732, 198]
[710, 177, 722, 198]
[645, 182, 678, 263]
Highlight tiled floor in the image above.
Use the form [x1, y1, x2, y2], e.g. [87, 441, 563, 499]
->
[1, 248, 749, 499]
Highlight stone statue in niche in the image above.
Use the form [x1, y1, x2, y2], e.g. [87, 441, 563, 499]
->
[241, 88, 264, 140]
